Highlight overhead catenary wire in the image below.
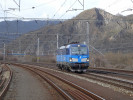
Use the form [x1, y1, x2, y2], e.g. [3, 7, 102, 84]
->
[101, 0, 129, 15]
[6, 12, 24, 19]
[59, 0, 84, 19]
[0, 1, 4, 11]
[67, 0, 84, 11]
[66, 0, 78, 12]
[12, 0, 20, 11]
[60, 0, 78, 18]
[1, 16, 133, 22]
[0, 0, 129, 21]
[0, 0, 60, 21]
[13, 0, 19, 6]
[121, 8, 133, 13]
[52, 0, 67, 18]
[106, 0, 121, 8]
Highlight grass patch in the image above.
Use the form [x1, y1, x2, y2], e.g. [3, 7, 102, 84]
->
[90, 52, 133, 70]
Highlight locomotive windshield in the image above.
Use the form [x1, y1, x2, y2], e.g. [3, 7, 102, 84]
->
[71, 46, 88, 55]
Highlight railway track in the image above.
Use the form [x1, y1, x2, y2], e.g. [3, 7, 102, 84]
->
[80, 73, 133, 91]
[11, 63, 105, 100]
[15, 62, 133, 91]
[88, 67, 133, 77]
[0, 64, 13, 99]
[21, 62, 133, 78]
[35, 63, 133, 95]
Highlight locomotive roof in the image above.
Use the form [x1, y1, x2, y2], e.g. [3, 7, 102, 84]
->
[59, 44, 87, 49]
[59, 46, 66, 49]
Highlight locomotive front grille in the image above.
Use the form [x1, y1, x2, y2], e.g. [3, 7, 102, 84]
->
[72, 58, 78, 62]
[81, 58, 87, 62]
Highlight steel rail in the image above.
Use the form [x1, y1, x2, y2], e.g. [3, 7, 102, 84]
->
[12, 63, 73, 100]
[89, 73, 133, 85]
[82, 73, 133, 91]
[12, 63, 105, 100]
[32, 67, 93, 100]
[68, 89, 93, 100]
[0, 67, 3, 75]
[39, 67, 105, 100]
[0, 64, 13, 99]
[89, 67, 133, 75]
[0, 79, 6, 89]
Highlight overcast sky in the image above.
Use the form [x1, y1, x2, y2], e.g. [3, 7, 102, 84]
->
[0, 0, 133, 20]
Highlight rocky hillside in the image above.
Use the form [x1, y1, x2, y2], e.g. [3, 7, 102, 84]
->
[5, 8, 133, 55]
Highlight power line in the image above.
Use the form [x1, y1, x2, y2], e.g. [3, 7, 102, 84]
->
[59, 0, 77, 18]
[106, 0, 121, 8]
[67, 0, 84, 11]
[6, 12, 24, 18]
[12, 0, 20, 11]
[52, 0, 67, 18]
[66, 0, 78, 12]
[1, 17, 133, 22]
[102, 0, 124, 15]
[121, 8, 133, 13]
[59, 0, 85, 19]
[0, 1, 4, 11]
[13, 0, 19, 6]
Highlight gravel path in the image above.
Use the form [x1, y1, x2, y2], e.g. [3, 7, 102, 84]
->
[3, 65, 63, 100]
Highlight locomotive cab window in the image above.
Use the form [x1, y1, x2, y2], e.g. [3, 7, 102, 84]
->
[66, 48, 70, 55]
[71, 46, 88, 55]
[71, 47, 79, 55]
[80, 47, 88, 55]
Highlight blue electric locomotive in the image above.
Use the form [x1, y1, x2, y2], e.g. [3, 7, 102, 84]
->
[56, 43, 89, 72]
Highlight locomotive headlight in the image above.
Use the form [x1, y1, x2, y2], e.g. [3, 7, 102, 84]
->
[69, 58, 72, 62]
[86, 58, 89, 62]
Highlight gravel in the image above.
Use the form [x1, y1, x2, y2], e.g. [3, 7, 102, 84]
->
[43, 67, 133, 100]
[3, 65, 63, 100]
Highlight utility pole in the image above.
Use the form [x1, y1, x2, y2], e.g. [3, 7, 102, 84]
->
[83, 0, 84, 10]
[12, 50, 13, 55]
[86, 22, 89, 49]
[57, 33, 59, 49]
[37, 38, 40, 62]
[19, 39, 21, 54]
[3, 43, 5, 61]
